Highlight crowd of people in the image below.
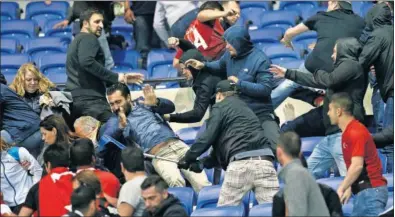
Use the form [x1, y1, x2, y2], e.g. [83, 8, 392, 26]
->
[0, 1, 394, 217]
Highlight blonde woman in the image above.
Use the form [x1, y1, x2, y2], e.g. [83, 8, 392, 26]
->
[9, 63, 56, 115]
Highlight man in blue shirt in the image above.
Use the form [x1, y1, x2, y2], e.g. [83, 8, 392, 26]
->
[106, 83, 211, 192]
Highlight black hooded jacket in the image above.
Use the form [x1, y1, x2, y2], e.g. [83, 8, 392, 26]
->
[142, 194, 187, 217]
[359, 3, 393, 102]
[169, 45, 221, 123]
[285, 38, 367, 136]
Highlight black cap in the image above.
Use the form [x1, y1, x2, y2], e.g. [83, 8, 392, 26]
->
[212, 80, 238, 99]
[217, 80, 238, 93]
[338, 1, 352, 11]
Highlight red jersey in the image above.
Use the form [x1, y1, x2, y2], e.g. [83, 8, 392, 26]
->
[175, 19, 226, 60]
[342, 119, 387, 193]
[77, 168, 120, 198]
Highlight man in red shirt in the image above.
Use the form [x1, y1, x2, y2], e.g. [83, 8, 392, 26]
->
[327, 92, 388, 216]
[170, 2, 238, 70]
[70, 138, 120, 207]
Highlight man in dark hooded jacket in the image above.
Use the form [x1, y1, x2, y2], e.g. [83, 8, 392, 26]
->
[270, 38, 367, 179]
[185, 25, 279, 146]
[163, 40, 221, 123]
[359, 2, 394, 173]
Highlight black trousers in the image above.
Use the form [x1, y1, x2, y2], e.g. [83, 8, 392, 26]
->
[280, 106, 326, 137]
[71, 97, 113, 127]
[133, 15, 161, 68]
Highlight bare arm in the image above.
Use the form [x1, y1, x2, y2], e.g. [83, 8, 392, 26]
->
[197, 9, 228, 23]
[338, 156, 364, 191]
[282, 23, 309, 41]
[117, 203, 135, 217]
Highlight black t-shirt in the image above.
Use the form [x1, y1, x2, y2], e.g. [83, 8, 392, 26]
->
[23, 182, 39, 214]
[131, 2, 156, 16]
[303, 9, 365, 73]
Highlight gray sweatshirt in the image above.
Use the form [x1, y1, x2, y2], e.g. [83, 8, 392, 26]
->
[278, 159, 330, 216]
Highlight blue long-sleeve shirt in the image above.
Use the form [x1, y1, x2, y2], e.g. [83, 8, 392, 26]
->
[204, 26, 274, 122]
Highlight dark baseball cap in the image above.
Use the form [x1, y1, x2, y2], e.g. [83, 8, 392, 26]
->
[211, 80, 238, 99]
[338, 1, 352, 11]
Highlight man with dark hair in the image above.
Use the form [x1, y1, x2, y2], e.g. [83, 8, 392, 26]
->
[106, 83, 210, 192]
[277, 132, 330, 216]
[63, 186, 97, 217]
[66, 8, 144, 125]
[185, 25, 280, 147]
[359, 2, 394, 173]
[328, 92, 388, 216]
[140, 175, 187, 217]
[117, 147, 147, 216]
[170, 1, 232, 69]
[270, 37, 366, 179]
[179, 80, 278, 206]
[70, 138, 120, 207]
[19, 145, 74, 217]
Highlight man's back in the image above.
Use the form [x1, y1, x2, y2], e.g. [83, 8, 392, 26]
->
[279, 160, 330, 216]
[118, 176, 146, 216]
[209, 96, 271, 168]
[66, 32, 118, 98]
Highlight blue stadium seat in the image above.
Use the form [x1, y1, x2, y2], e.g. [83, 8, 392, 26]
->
[1, 20, 38, 40]
[168, 187, 196, 215]
[191, 206, 245, 217]
[240, 1, 271, 11]
[196, 185, 250, 212]
[316, 177, 344, 190]
[301, 6, 327, 20]
[44, 19, 72, 44]
[176, 127, 200, 145]
[240, 3, 269, 29]
[249, 27, 283, 44]
[151, 67, 179, 89]
[111, 50, 141, 72]
[264, 44, 301, 64]
[279, 59, 304, 69]
[292, 31, 317, 48]
[25, 37, 67, 64]
[0, 2, 19, 21]
[384, 173, 394, 192]
[249, 203, 272, 217]
[301, 136, 322, 157]
[359, 3, 374, 18]
[1, 38, 18, 54]
[205, 168, 225, 185]
[352, 1, 372, 17]
[39, 53, 67, 84]
[25, 1, 69, 29]
[1, 54, 30, 83]
[280, 1, 319, 16]
[147, 49, 176, 72]
[111, 16, 135, 50]
[260, 11, 299, 31]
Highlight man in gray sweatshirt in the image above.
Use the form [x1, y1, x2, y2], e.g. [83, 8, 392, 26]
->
[277, 132, 330, 216]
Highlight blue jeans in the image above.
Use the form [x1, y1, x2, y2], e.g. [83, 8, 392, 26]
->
[1, 130, 43, 158]
[307, 132, 347, 179]
[171, 9, 198, 38]
[381, 97, 394, 173]
[352, 186, 388, 216]
[371, 87, 385, 132]
[98, 28, 114, 69]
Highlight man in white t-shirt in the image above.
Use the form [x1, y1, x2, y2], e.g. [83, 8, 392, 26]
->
[117, 147, 147, 216]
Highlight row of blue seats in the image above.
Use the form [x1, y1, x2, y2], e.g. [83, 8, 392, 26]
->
[169, 175, 394, 216]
